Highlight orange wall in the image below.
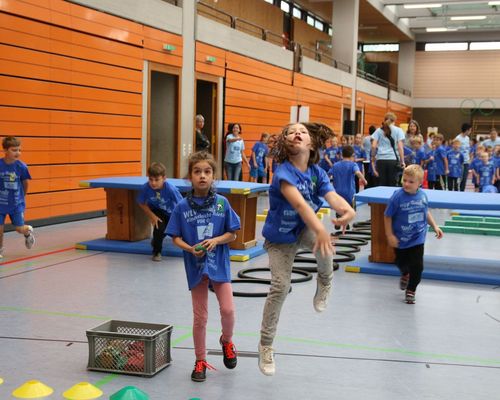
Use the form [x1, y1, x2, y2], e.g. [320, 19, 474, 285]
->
[0, 0, 182, 221]
[1, 0, 410, 222]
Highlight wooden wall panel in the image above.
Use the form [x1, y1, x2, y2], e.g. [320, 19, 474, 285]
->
[196, 42, 226, 77]
[414, 50, 500, 98]
[0, 0, 181, 222]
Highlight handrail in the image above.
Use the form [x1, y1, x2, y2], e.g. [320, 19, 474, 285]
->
[197, 1, 411, 96]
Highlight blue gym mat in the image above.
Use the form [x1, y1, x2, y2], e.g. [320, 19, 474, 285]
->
[76, 238, 266, 262]
[451, 209, 500, 218]
[345, 254, 500, 286]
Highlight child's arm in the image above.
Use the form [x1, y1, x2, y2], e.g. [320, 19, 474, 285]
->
[323, 191, 356, 232]
[427, 211, 443, 239]
[138, 203, 162, 228]
[444, 153, 449, 174]
[383, 215, 399, 248]
[324, 154, 333, 168]
[281, 181, 333, 257]
[241, 150, 251, 169]
[172, 236, 205, 257]
[22, 179, 29, 195]
[251, 151, 257, 167]
[355, 170, 368, 186]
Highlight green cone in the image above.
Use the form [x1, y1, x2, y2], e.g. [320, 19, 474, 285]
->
[109, 386, 149, 400]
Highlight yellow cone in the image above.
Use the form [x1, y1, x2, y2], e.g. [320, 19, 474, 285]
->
[12, 380, 54, 398]
[63, 382, 103, 400]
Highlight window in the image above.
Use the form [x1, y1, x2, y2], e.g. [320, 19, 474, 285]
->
[328, 27, 333, 36]
[362, 43, 399, 52]
[280, 1, 290, 13]
[315, 20, 324, 31]
[264, 0, 274, 3]
[470, 41, 500, 50]
[292, 6, 302, 18]
[306, 15, 315, 26]
[424, 42, 468, 51]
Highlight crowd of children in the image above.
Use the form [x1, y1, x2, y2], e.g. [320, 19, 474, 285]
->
[2, 118, 498, 383]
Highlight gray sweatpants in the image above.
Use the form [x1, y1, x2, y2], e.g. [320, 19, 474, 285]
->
[260, 228, 334, 346]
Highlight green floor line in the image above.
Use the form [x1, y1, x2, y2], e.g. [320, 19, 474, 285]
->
[4, 308, 500, 367]
[94, 373, 118, 388]
[0, 306, 111, 320]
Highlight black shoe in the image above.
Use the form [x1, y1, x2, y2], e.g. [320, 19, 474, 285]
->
[220, 336, 237, 369]
[191, 359, 215, 382]
[333, 261, 339, 271]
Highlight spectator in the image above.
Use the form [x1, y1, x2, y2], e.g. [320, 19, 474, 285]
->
[195, 114, 211, 152]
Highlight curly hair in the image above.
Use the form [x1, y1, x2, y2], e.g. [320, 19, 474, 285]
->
[271, 122, 335, 166]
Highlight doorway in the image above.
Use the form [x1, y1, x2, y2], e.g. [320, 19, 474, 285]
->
[149, 64, 179, 177]
[196, 76, 218, 159]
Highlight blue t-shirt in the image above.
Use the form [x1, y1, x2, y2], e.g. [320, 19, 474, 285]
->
[403, 146, 414, 165]
[414, 148, 426, 166]
[384, 188, 429, 249]
[435, 145, 447, 175]
[372, 125, 405, 161]
[329, 160, 359, 205]
[320, 146, 339, 171]
[425, 151, 437, 182]
[225, 134, 245, 164]
[474, 162, 495, 188]
[353, 145, 365, 170]
[447, 150, 464, 178]
[251, 142, 269, 169]
[137, 181, 183, 215]
[0, 159, 31, 214]
[362, 135, 372, 160]
[263, 161, 334, 243]
[470, 158, 483, 185]
[166, 194, 241, 290]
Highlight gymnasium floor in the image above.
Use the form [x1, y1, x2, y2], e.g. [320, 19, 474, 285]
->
[0, 199, 499, 399]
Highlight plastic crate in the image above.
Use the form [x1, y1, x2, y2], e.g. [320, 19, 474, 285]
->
[86, 320, 173, 377]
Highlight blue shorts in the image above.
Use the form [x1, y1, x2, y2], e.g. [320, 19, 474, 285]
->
[0, 211, 25, 226]
[250, 167, 266, 178]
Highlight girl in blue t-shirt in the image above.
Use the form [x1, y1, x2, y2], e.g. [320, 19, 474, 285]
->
[384, 165, 443, 304]
[258, 122, 356, 377]
[166, 152, 241, 383]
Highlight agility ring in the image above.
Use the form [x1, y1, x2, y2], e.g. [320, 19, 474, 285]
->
[295, 250, 356, 263]
[333, 236, 369, 246]
[237, 267, 313, 284]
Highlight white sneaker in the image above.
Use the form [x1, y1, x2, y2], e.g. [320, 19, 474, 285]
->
[258, 343, 275, 376]
[24, 226, 35, 249]
[152, 253, 162, 262]
[313, 279, 332, 313]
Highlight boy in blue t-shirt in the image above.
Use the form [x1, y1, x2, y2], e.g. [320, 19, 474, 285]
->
[384, 165, 443, 304]
[472, 152, 496, 192]
[250, 133, 270, 183]
[137, 162, 183, 261]
[423, 143, 438, 189]
[0, 136, 35, 258]
[328, 145, 367, 225]
[446, 139, 465, 191]
[433, 134, 448, 190]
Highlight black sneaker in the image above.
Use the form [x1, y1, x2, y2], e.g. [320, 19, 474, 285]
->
[191, 359, 215, 382]
[220, 336, 237, 369]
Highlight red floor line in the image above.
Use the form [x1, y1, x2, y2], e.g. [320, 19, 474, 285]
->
[0, 246, 76, 266]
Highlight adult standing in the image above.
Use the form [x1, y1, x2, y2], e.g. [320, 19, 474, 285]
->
[482, 128, 500, 150]
[454, 123, 472, 192]
[195, 114, 211, 152]
[224, 123, 250, 181]
[371, 112, 406, 187]
[404, 120, 424, 147]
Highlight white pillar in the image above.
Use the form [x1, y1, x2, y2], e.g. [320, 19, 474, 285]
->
[398, 41, 415, 94]
[180, 0, 196, 177]
[332, 0, 359, 124]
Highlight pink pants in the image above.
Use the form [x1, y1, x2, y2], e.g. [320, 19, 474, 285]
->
[191, 275, 235, 360]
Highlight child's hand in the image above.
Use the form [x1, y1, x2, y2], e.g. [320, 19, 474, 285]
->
[331, 215, 353, 234]
[434, 227, 444, 239]
[445, 169, 449, 175]
[361, 177, 368, 186]
[201, 238, 219, 252]
[192, 244, 206, 258]
[150, 215, 162, 229]
[386, 234, 399, 248]
[313, 230, 334, 258]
